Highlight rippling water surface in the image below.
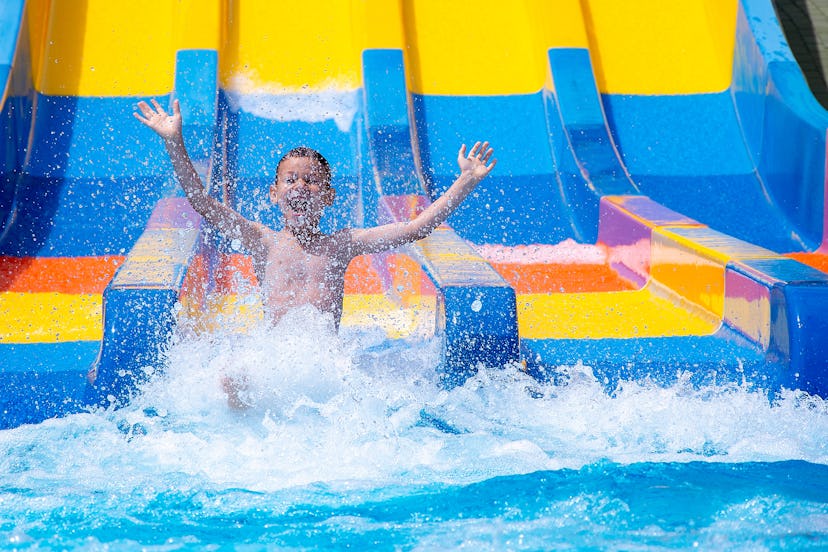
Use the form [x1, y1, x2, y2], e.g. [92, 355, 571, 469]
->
[3, 308, 828, 550]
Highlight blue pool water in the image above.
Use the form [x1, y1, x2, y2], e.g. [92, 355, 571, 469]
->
[2, 309, 828, 550]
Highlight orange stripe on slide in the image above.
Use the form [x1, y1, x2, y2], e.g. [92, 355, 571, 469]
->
[491, 263, 637, 294]
[213, 253, 257, 293]
[0, 256, 124, 294]
[786, 252, 828, 274]
[345, 255, 385, 294]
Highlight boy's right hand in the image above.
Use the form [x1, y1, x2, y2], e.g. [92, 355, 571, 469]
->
[134, 98, 183, 142]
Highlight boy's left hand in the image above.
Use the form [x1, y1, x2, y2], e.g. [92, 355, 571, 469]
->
[457, 141, 497, 180]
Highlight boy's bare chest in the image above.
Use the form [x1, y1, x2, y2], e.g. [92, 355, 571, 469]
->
[257, 233, 348, 288]
[270, 249, 338, 281]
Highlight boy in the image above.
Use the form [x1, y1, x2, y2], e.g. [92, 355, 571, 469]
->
[135, 99, 496, 327]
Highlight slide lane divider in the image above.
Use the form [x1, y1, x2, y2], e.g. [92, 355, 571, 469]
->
[544, 47, 639, 243]
[524, 195, 828, 393]
[85, 197, 202, 406]
[364, 49, 519, 385]
[85, 49, 217, 407]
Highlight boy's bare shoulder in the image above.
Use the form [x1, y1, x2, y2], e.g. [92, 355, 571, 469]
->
[323, 227, 358, 258]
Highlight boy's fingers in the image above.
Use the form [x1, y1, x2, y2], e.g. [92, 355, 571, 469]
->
[150, 98, 166, 114]
[136, 101, 153, 117]
[172, 99, 181, 115]
[458, 144, 467, 157]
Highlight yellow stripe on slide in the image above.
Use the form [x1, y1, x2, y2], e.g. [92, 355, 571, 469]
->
[0, 292, 102, 343]
[650, 226, 778, 319]
[516, 285, 719, 340]
[403, 0, 556, 95]
[342, 294, 437, 339]
[221, 1, 364, 92]
[177, 293, 265, 335]
[179, 293, 437, 340]
[28, 0, 220, 96]
[583, 0, 738, 94]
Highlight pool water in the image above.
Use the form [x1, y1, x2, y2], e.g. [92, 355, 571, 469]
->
[2, 308, 828, 550]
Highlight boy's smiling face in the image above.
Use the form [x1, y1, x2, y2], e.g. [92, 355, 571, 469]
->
[270, 156, 335, 230]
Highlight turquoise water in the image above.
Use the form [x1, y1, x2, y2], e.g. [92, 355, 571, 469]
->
[2, 309, 828, 550]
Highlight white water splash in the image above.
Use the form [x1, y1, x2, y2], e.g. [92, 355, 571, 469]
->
[2, 309, 828, 496]
[224, 75, 360, 133]
[476, 239, 607, 264]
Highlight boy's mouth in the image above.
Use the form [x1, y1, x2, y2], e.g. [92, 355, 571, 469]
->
[286, 195, 311, 214]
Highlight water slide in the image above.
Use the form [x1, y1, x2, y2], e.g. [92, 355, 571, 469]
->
[2, 0, 828, 428]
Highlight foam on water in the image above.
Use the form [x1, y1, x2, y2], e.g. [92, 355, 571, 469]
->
[4, 308, 828, 547]
[3, 307, 828, 500]
[476, 238, 607, 264]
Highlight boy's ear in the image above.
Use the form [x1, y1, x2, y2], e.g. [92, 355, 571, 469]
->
[323, 186, 335, 207]
[269, 183, 279, 204]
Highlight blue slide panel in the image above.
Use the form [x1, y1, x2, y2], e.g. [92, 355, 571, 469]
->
[733, 255, 828, 395]
[523, 328, 770, 393]
[781, 285, 828, 395]
[603, 91, 817, 253]
[411, 93, 580, 245]
[174, 49, 219, 162]
[87, 287, 182, 406]
[362, 49, 420, 198]
[0, 341, 97, 429]
[735, 0, 827, 250]
[545, 47, 639, 243]
[0, 175, 175, 256]
[1, 94, 179, 256]
[27, 95, 172, 180]
[441, 285, 519, 386]
[0, 0, 32, 232]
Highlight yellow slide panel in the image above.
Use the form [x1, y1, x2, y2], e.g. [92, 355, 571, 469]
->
[402, 0, 588, 95]
[180, 293, 436, 340]
[28, 0, 220, 96]
[342, 295, 438, 340]
[517, 285, 719, 340]
[0, 292, 102, 343]
[582, 0, 738, 94]
[221, 0, 395, 93]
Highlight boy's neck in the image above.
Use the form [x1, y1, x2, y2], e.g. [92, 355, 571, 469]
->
[285, 222, 324, 246]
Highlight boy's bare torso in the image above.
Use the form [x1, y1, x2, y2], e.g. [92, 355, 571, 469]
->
[134, 97, 496, 330]
[252, 227, 353, 325]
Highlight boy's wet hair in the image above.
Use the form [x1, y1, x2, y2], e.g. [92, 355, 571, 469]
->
[276, 147, 332, 186]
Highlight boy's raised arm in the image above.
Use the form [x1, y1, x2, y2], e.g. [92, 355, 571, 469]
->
[350, 141, 496, 255]
[134, 99, 265, 251]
